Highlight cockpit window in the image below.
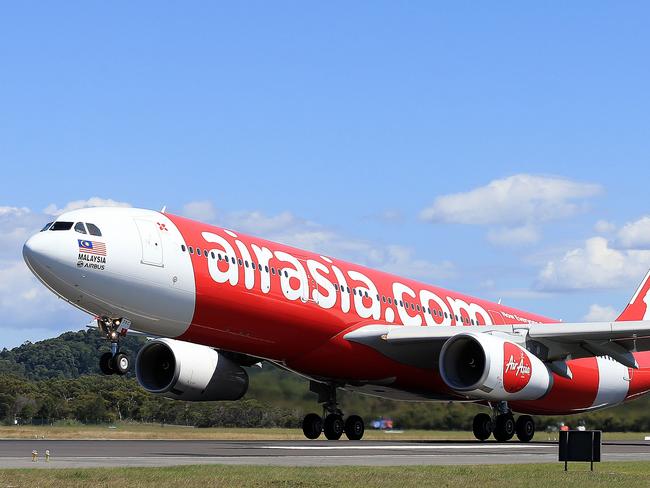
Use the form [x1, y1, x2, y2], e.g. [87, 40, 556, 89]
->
[40, 222, 53, 232]
[74, 222, 87, 234]
[50, 221, 73, 231]
[86, 223, 102, 236]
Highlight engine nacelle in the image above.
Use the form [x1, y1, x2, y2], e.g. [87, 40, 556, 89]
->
[135, 338, 249, 401]
[439, 332, 551, 401]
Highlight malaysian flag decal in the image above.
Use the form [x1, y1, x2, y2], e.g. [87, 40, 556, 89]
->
[78, 239, 107, 256]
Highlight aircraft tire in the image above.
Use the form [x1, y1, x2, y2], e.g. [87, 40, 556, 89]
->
[344, 415, 365, 440]
[493, 414, 516, 442]
[99, 352, 114, 375]
[323, 414, 344, 440]
[472, 413, 493, 441]
[515, 415, 535, 442]
[302, 413, 323, 440]
[111, 352, 130, 376]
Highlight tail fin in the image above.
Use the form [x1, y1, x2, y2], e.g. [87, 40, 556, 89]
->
[616, 269, 650, 321]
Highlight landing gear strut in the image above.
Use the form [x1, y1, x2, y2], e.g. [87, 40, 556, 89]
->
[301, 382, 365, 441]
[97, 317, 130, 376]
[471, 403, 535, 442]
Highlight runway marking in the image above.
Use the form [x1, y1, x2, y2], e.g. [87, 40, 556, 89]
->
[261, 444, 555, 450]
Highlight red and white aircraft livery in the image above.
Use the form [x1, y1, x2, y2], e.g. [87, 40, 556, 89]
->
[22, 207, 650, 442]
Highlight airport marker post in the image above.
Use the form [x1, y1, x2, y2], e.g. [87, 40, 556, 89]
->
[558, 430, 601, 471]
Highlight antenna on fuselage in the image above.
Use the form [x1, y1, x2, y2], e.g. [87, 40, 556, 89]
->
[160, 205, 167, 213]
[497, 298, 502, 305]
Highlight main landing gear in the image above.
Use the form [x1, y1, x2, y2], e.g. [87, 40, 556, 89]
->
[472, 403, 535, 442]
[97, 317, 130, 376]
[301, 382, 365, 440]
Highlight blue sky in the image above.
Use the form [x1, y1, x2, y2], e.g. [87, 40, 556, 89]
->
[2, 2, 650, 347]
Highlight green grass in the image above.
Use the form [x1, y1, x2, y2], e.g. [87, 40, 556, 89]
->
[1, 423, 647, 441]
[0, 463, 648, 488]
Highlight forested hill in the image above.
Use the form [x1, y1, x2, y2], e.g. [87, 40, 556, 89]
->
[0, 330, 146, 379]
[2, 330, 650, 431]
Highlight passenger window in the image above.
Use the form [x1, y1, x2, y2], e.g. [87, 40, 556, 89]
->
[204, 250, 208, 257]
[50, 221, 73, 231]
[218, 253, 222, 260]
[86, 223, 102, 236]
[181, 245, 187, 252]
[238, 259, 243, 266]
[245, 261, 249, 268]
[264, 265, 269, 272]
[388, 298, 392, 304]
[210, 251, 215, 259]
[40, 222, 53, 232]
[196, 247, 201, 256]
[284, 270, 288, 278]
[74, 222, 87, 234]
[382, 296, 386, 303]
[399, 300, 404, 307]
[334, 284, 339, 291]
[416, 305, 421, 312]
[189, 247, 194, 254]
[231, 257, 235, 264]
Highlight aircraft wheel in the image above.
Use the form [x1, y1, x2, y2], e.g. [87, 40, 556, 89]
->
[323, 414, 344, 440]
[472, 413, 493, 441]
[111, 352, 130, 376]
[515, 415, 535, 442]
[99, 352, 114, 375]
[493, 414, 515, 442]
[344, 415, 365, 440]
[302, 413, 323, 440]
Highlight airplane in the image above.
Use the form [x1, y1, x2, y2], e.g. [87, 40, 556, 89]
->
[21, 206, 650, 442]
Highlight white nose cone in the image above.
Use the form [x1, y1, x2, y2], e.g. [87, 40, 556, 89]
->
[23, 233, 50, 273]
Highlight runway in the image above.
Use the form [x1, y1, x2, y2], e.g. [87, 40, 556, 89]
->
[1, 439, 650, 468]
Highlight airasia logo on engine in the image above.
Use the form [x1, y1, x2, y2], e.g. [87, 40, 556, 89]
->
[503, 342, 532, 393]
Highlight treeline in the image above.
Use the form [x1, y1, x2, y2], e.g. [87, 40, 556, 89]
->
[2, 330, 650, 431]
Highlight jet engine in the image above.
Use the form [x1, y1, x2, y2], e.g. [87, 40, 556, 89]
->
[439, 332, 552, 401]
[135, 338, 249, 401]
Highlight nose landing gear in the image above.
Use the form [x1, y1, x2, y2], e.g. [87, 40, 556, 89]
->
[301, 382, 366, 441]
[97, 317, 131, 376]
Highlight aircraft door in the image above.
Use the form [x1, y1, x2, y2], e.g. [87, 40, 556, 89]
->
[134, 219, 164, 267]
[299, 258, 319, 304]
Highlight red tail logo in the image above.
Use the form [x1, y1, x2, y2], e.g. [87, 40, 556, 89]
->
[503, 342, 532, 393]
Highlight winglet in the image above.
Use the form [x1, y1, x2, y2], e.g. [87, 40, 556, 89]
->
[616, 269, 650, 322]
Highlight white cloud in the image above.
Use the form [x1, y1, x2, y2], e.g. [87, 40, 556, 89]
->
[594, 220, 617, 234]
[486, 224, 540, 246]
[420, 174, 601, 226]
[583, 304, 618, 322]
[182, 200, 217, 222]
[44, 197, 131, 216]
[618, 216, 650, 249]
[537, 237, 650, 291]
[0, 206, 30, 217]
[419, 174, 601, 248]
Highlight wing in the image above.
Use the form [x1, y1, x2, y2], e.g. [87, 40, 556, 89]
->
[344, 320, 650, 375]
[346, 268, 650, 375]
